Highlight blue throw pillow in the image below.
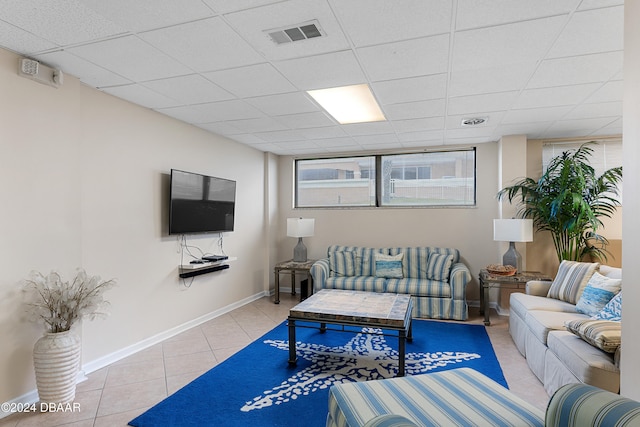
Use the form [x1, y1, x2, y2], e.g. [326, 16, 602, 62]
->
[592, 291, 622, 321]
[575, 272, 621, 316]
[374, 253, 403, 279]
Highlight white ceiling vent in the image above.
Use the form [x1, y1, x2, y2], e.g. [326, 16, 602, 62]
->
[266, 20, 324, 45]
[461, 117, 488, 126]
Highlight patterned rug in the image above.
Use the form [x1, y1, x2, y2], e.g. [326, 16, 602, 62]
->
[129, 319, 506, 427]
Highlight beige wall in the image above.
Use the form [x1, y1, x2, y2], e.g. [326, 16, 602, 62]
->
[276, 143, 501, 303]
[0, 47, 269, 403]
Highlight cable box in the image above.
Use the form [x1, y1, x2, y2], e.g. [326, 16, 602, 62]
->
[202, 255, 228, 262]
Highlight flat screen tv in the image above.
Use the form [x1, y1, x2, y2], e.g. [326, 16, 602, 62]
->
[169, 169, 236, 235]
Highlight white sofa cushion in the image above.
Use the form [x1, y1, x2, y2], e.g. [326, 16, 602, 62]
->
[510, 293, 577, 321]
[525, 310, 589, 345]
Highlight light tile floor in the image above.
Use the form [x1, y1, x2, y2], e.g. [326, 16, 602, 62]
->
[0, 294, 549, 427]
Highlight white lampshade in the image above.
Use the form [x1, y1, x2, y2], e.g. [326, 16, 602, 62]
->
[493, 219, 533, 242]
[287, 218, 315, 238]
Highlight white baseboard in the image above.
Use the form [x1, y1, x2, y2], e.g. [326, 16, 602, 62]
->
[0, 290, 269, 420]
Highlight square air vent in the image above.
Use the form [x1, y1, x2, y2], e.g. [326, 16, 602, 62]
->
[266, 20, 324, 45]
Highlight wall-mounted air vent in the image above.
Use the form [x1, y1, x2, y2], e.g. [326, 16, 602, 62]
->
[266, 20, 324, 45]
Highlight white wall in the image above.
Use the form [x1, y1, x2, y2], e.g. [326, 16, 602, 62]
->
[276, 143, 501, 303]
[0, 47, 269, 403]
[621, 1, 640, 400]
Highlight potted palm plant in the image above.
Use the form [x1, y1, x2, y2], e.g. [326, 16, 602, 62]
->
[497, 142, 622, 262]
[23, 269, 115, 403]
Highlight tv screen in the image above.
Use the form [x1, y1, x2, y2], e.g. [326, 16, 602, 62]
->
[169, 169, 236, 235]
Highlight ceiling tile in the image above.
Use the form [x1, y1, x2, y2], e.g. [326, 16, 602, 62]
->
[139, 17, 264, 72]
[397, 130, 445, 143]
[513, 83, 601, 109]
[35, 50, 131, 87]
[201, 0, 275, 14]
[502, 106, 573, 124]
[392, 117, 445, 133]
[81, 0, 215, 32]
[357, 35, 450, 81]
[102, 84, 179, 109]
[449, 62, 534, 97]
[197, 122, 244, 136]
[384, 99, 446, 121]
[246, 92, 320, 116]
[527, 51, 623, 89]
[253, 129, 308, 142]
[585, 80, 623, 104]
[564, 101, 622, 120]
[353, 134, 399, 145]
[68, 36, 192, 81]
[455, 0, 578, 30]
[446, 111, 505, 130]
[220, 117, 288, 133]
[0, 0, 125, 45]
[297, 126, 347, 140]
[142, 74, 234, 105]
[578, 0, 624, 11]
[542, 117, 619, 138]
[372, 74, 448, 105]
[547, 6, 623, 58]
[276, 112, 335, 129]
[223, 0, 350, 61]
[203, 63, 296, 98]
[342, 121, 396, 136]
[448, 91, 519, 115]
[0, 20, 57, 54]
[274, 50, 366, 90]
[492, 123, 550, 139]
[158, 99, 263, 123]
[332, 0, 452, 47]
[453, 16, 566, 71]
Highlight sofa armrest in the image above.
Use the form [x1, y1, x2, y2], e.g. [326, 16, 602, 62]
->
[449, 262, 471, 300]
[310, 258, 330, 292]
[546, 383, 640, 426]
[526, 280, 552, 296]
[363, 415, 419, 427]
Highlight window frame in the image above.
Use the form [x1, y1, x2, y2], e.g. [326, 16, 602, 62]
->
[294, 148, 477, 209]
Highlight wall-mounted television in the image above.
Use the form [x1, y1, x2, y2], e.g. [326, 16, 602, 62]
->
[169, 169, 236, 235]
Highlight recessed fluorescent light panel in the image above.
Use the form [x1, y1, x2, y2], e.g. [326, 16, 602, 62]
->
[307, 84, 386, 124]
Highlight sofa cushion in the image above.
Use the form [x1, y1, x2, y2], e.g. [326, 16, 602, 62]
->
[565, 319, 622, 353]
[374, 253, 404, 279]
[525, 310, 589, 345]
[592, 292, 622, 321]
[546, 331, 619, 391]
[510, 293, 577, 321]
[388, 247, 459, 279]
[327, 246, 388, 276]
[386, 278, 451, 297]
[329, 251, 357, 277]
[575, 271, 621, 316]
[426, 253, 454, 282]
[324, 276, 387, 293]
[547, 261, 599, 304]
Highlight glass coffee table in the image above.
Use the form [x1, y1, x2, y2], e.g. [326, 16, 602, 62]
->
[287, 289, 413, 376]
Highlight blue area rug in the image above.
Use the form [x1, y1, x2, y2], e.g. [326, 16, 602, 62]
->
[129, 319, 506, 427]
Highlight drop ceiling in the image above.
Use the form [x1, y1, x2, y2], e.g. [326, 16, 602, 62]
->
[0, 0, 624, 156]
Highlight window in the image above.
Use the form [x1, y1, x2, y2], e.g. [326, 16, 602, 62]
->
[295, 149, 476, 208]
[542, 139, 623, 202]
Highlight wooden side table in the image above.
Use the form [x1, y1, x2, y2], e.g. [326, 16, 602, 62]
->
[274, 259, 316, 304]
[479, 269, 552, 325]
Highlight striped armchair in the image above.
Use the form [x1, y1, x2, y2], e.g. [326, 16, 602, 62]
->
[310, 245, 471, 320]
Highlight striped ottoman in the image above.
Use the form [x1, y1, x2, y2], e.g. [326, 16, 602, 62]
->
[327, 368, 544, 427]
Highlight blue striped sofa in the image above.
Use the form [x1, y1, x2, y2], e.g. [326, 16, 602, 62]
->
[326, 367, 640, 427]
[310, 245, 471, 320]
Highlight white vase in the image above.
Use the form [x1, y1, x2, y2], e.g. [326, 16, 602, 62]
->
[33, 330, 81, 404]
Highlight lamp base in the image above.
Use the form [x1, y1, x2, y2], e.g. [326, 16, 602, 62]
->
[502, 241, 522, 272]
[293, 237, 307, 262]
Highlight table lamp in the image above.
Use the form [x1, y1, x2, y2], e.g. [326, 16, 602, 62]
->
[493, 219, 533, 272]
[287, 218, 315, 262]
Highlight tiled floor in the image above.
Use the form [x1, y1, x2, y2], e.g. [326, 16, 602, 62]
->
[0, 294, 549, 427]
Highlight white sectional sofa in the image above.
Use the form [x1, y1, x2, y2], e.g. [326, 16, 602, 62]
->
[509, 262, 622, 396]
